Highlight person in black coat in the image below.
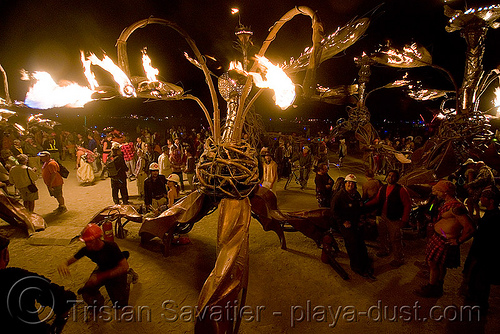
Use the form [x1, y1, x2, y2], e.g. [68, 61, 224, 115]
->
[331, 173, 374, 279]
[463, 187, 500, 315]
[107, 143, 129, 205]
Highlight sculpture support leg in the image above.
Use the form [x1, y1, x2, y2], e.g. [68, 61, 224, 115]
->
[195, 197, 251, 333]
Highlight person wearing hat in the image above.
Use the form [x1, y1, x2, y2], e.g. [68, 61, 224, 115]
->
[414, 180, 475, 298]
[331, 173, 374, 279]
[39, 150, 67, 214]
[262, 151, 278, 192]
[166, 173, 181, 208]
[58, 224, 135, 313]
[144, 162, 168, 211]
[1, 235, 76, 333]
[158, 144, 172, 177]
[463, 187, 500, 314]
[107, 143, 129, 205]
[365, 170, 412, 268]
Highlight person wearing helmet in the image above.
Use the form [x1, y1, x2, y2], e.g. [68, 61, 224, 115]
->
[58, 223, 132, 313]
[166, 173, 181, 208]
[144, 162, 168, 211]
[331, 173, 374, 279]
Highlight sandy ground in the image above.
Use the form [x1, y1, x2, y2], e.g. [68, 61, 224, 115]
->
[1, 154, 499, 334]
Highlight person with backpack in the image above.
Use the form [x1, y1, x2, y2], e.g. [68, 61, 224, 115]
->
[107, 143, 129, 205]
[39, 151, 67, 214]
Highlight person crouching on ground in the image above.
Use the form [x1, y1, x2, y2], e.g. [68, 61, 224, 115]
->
[58, 223, 137, 313]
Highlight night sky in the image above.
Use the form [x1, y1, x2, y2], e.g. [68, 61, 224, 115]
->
[1, 0, 500, 132]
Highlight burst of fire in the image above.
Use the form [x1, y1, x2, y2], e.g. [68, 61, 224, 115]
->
[141, 49, 159, 82]
[87, 53, 136, 97]
[81, 51, 99, 90]
[251, 56, 295, 109]
[24, 71, 94, 109]
[230, 56, 295, 110]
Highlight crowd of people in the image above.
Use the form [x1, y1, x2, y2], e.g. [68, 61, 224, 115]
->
[1, 123, 499, 329]
[0, 125, 210, 214]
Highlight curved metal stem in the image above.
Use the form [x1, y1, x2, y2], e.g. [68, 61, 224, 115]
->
[0, 64, 11, 105]
[232, 6, 323, 141]
[473, 70, 500, 112]
[116, 18, 220, 141]
[180, 94, 214, 131]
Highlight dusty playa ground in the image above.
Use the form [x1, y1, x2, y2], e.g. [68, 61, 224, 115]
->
[1, 155, 499, 334]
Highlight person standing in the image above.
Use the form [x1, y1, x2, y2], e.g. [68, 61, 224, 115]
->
[415, 180, 475, 298]
[9, 154, 38, 212]
[100, 133, 113, 179]
[39, 151, 67, 214]
[315, 162, 334, 208]
[331, 173, 374, 279]
[107, 143, 129, 205]
[120, 136, 136, 180]
[365, 169, 411, 267]
[274, 139, 285, 180]
[170, 138, 185, 192]
[23, 137, 42, 175]
[158, 145, 172, 177]
[87, 132, 97, 152]
[294, 146, 313, 190]
[464, 160, 495, 221]
[463, 188, 500, 314]
[134, 149, 148, 199]
[262, 152, 278, 192]
[42, 132, 60, 161]
[184, 147, 196, 192]
[338, 138, 347, 167]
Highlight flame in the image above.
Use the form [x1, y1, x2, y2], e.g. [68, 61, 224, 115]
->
[141, 48, 159, 82]
[87, 53, 136, 97]
[81, 51, 99, 90]
[24, 71, 94, 109]
[494, 87, 500, 117]
[229, 61, 245, 74]
[231, 8, 239, 15]
[249, 56, 295, 110]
